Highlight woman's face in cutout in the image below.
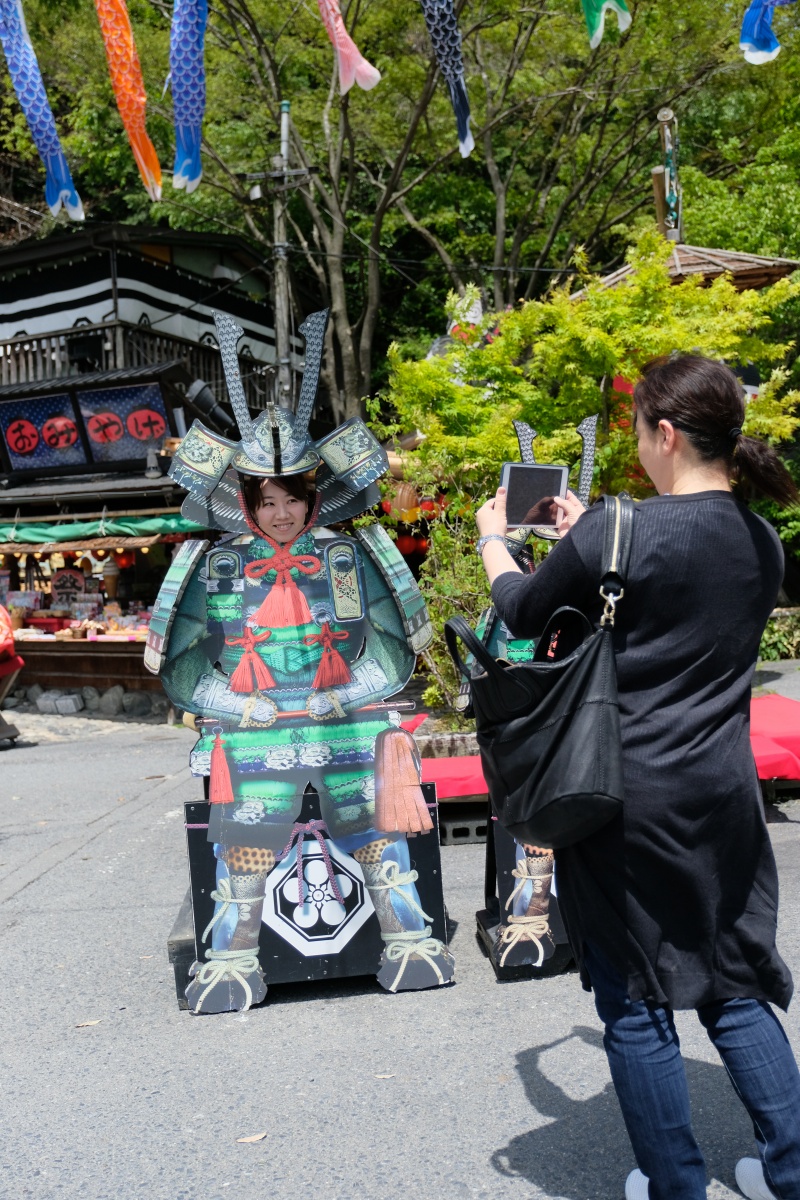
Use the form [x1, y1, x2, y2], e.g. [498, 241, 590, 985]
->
[253, 479, 307, 543]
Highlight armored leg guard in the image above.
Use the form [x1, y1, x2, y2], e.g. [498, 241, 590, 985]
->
[186, 845, 275, 1015]
[354, 838, 454, 993]
[497, 848, 556, 969]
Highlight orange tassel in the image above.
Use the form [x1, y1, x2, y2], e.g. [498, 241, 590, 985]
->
[251, 580, 312, 629]
[374, 728, 433, 835]
[229, 652, 275, 693]
[209, 730, 235, 805]
[225, 628, 276, 693]
[313, 644, 351, 689]
[304, 622, 351, 690]
[244, 546, 321, 630]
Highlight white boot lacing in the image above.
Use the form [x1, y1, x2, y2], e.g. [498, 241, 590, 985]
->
[190, 949, 262, 1013]
[369, 860, 448, 992]
[499, 864, 551, 967]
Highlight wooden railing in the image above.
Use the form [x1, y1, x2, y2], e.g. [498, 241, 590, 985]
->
[0, 322, 275, 409]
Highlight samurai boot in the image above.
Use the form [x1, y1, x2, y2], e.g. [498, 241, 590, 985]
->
[354, 838, 454, 993]
[185, 845, 274, 1015]
[497, 848, 556, 969]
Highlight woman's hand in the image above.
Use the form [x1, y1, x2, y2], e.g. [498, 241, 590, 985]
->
[555, 491, 586, 537]
[476, 487, 508, 537]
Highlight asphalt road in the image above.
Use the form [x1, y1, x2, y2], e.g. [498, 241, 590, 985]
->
[1, 714, 799, 1200]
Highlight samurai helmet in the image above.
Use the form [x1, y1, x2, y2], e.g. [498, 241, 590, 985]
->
[168, 307, 389, 535]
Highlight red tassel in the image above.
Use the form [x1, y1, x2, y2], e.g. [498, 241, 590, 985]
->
[229, 651, 275, 693]
[304, 622, 352, 690]
[251, 579, 312, 629]
[209, 730, 235, 805]
[243, 547, 321, 630]
[313, 644, 351, 689]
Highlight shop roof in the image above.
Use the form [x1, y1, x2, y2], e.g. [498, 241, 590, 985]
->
[0, 473, 181, 507]
[590, 243, 800, 294]
[0, 222, 268, 278]
[0, 360, 189, 401]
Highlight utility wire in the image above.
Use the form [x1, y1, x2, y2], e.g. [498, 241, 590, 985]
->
[137, 243, 595, 339]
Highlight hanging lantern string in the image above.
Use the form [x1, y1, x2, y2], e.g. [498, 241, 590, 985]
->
[276, 819, 344, 905]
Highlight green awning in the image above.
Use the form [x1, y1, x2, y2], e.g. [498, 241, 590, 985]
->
[0, 514, 205, 544]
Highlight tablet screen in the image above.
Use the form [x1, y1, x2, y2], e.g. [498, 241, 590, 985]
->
[503, 464, 568, 527]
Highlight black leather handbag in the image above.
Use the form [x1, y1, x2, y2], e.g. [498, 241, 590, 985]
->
[445, 495, 635, 850]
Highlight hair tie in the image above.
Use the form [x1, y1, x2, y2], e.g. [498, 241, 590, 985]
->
[729, 427, 743, 440]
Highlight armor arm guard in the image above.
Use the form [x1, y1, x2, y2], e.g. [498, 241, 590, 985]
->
[355, 525, 433, 654]
[144, 541, 223, 713]
[343, 528, 428, 701]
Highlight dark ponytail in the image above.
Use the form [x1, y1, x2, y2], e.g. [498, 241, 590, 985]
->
[633, 354, 799, 508]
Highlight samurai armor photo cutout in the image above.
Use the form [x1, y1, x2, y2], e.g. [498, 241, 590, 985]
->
[146, 307, 452, 1014]
[181, 785, 449, 1010]
[476, 816, 574, 982]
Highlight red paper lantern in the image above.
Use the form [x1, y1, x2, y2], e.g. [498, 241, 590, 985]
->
[395, 534, 417, 556]
[413, 537, 429, 555]
[113, 549, 136, 569]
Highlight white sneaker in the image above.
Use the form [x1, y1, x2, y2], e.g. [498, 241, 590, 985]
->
[625, 1168, 650, 1200]
[735, 1157, 778, 1200]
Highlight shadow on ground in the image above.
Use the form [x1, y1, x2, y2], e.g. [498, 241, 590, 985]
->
[491, 1025, 753, 1199]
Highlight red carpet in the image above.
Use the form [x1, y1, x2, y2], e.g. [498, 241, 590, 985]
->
[410, 695, 800, 799]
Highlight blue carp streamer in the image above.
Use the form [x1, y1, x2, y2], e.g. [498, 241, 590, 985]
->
[419, 0, 474, 158]
[0, 0, 84, 218]
[740, 0, 796, 64]
[170, 0, 207, 193]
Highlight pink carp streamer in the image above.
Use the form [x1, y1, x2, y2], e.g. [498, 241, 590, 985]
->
[316, 0, 381, 93]
[94, 0, 161, 200]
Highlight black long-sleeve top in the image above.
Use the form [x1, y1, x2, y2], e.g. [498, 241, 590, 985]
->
[491, 491, 793, 1011]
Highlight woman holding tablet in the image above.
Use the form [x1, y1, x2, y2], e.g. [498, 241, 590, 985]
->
[475, 354, 800, 1200]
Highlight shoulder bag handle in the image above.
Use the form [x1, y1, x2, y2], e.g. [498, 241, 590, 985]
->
[599, 493, 635, 628]
[445, 614, 506, 682]
[532, 606, 593, 662]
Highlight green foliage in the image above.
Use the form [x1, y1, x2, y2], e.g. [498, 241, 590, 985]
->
[383, 232, 800, 703]
[759, 612, 800, 661]
[388, 230, 800, 495]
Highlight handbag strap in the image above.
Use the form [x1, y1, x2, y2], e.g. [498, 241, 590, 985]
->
[445, 615, 507, 682]
[599, 493, 635, 628]
[532, 605, 593, 662]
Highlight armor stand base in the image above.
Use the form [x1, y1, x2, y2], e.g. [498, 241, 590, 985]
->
[476, 804, 575, 982]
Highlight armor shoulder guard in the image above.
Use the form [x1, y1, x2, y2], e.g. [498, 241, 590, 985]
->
[355, 524, 433, 653]
[144, 539, 209, 674]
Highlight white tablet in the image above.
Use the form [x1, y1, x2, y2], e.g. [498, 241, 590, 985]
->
[499, 462, 570, 529]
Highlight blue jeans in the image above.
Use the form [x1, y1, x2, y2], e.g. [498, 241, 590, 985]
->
[585, 943, 800, 1200]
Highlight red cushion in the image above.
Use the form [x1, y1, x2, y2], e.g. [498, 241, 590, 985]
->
[421, 755, 486, 798]
[419, 696, 800, 797]
[0, 654, 24, 679]
[751, 695, 800, 779]
[750, 733, 800, 780]
[400, 713, 428, 734]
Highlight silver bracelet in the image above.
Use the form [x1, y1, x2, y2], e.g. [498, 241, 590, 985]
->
[476, 534, 507, 555]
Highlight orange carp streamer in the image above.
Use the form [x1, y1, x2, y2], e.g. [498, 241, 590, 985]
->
[94, 0, 162, 200]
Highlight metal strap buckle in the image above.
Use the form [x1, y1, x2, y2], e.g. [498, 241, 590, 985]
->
[599, 585, 624, 628]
